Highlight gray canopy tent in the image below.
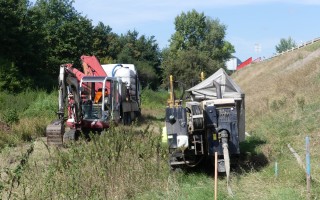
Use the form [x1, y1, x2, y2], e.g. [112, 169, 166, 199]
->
[186, 68, 246, 142]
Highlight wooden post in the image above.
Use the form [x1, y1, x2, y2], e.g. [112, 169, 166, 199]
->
[306, 136, 311, 200]
[168, 75, 174, 107]
[201, 71, 205, 81]
[214, 152, 218, 200]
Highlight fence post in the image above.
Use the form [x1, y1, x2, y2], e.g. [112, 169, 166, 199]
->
[306, 136, 311, 200]
[214, 152, 218, 200]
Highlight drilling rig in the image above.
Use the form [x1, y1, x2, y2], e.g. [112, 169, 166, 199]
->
[164, 68, 245, 173]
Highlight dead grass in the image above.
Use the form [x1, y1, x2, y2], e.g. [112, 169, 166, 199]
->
[230, 41, 320, 199]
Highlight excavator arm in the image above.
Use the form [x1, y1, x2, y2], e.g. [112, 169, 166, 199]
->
[47, 64, 82, 145]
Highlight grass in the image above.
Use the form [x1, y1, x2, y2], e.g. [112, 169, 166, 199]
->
[5, 125, 170, 199]
[0, 90, 57, 149]
[2, 41, 320, 199]
[141, 88, 168, 110]
[231, 40, 320, 199]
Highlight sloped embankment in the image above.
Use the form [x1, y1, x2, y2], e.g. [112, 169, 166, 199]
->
[230, 41, 320, 199]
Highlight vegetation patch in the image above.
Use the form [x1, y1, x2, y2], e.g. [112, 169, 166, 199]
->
[10, 125, 170, 199]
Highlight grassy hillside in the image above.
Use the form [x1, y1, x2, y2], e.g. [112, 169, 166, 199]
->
[231, 41, 320, 199]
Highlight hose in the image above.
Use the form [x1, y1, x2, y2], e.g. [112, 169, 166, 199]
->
[222, 142, 234, 197]
[183, 154, 204, 167]
[111, 64, 123, 77]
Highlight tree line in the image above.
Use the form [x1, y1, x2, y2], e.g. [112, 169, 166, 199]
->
[0, 0, 234, 92]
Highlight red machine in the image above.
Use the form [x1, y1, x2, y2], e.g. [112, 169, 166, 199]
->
[46, 55, 140, 145]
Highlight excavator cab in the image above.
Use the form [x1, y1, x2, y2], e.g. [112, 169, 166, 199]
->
[80, 76, 112, 121]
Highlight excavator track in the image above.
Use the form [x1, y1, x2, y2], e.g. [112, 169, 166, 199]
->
[46, 120, 64, 146]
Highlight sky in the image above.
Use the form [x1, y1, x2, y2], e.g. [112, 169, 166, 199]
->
[34, 0, 320, 62]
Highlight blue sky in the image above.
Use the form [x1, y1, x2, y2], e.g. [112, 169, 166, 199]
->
[35, 0, 320, 61]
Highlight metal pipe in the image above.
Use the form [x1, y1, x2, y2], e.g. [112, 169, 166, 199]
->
[306, 136, 311, 200]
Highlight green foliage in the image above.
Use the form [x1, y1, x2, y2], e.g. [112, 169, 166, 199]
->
[0, 90, 57, 148]
[171, 10, 206, 50]
[162, 10, 234, 87]
[275, 37, 297, 53]
[30, 0, 94, 69]
[0, 0, 30, 61]
[0, 0, 162, 90]
[117, 30, 161, 89]
[0, 0, 36, 92]
[141, 88, 168, 109]
[21, 91, 57, 118]
[0, 60, 23, 92]
[17, 125, 169, 199]
[3, 109, 19, 125]
[92, 22, 113, 59]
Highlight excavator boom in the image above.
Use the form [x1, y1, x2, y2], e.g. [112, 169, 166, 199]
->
[81, 55, 107, 76]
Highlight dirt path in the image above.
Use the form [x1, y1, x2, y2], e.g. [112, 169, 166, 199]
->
[0, 137, 50, 199]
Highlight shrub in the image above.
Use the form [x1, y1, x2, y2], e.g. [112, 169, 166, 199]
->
[3, 108, 19, 124]
[141, 88, 168, 109]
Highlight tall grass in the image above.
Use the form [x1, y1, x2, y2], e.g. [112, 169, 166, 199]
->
[141, 88, 168, 109]
[0, 90, 57, 149]
[13, 125, 170, 199]
[2, 41, 320, 199]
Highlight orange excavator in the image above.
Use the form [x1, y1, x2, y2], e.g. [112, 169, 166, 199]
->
[46, 55, 141, 145]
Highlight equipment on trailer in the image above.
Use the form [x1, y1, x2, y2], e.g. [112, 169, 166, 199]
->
[46, 56, 141, 145]
[102, 64, 141, 124]
[164, 68, 245, 172]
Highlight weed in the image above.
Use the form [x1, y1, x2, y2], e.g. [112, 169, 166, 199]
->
[296, 96, 305, 110]
[270, 97, 287, 111]
[3, 108, 19, 124]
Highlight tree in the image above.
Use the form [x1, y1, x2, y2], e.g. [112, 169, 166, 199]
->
[31, 0, 93, 80]
[162, 10, 234, 87]
[0, 0, 30, 60]
[275, 37, 297, 53]
[0, 0, 162, 91]
[0, 0, 35, 91]
[116, 30, 161, 89]
[92, 22, 115, 61]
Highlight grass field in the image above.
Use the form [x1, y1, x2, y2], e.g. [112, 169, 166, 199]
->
[1, 42, 320, 199]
